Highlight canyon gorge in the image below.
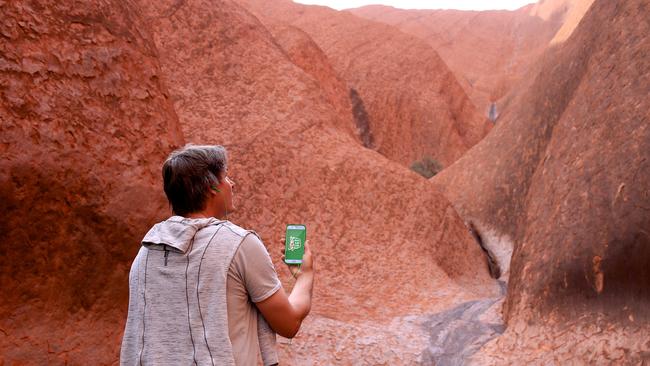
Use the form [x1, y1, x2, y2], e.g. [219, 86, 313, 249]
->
[1, 0, 648, 364]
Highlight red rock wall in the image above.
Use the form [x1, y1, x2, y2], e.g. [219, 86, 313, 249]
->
[351, 5, 565, 115]
[505, 0, 650, 328]
[266, 23, 360, 142]
[529, 0, 596, 44]
[435, 0, 650, 362]
[9, 0, 638, 363]
[238, 0, 492, 169]
[136, 0, 498, 303]
[0, 1, 183, 363]
[135, 0, 499, 363]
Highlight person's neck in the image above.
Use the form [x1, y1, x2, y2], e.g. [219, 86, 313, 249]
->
[185, 212, 210, 219]
[185, 209, 226, 220]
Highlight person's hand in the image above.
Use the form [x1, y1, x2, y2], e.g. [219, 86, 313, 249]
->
[300, 240, 314, 274]
[259, 238, 315, 338]
[280, 237, 314, 278]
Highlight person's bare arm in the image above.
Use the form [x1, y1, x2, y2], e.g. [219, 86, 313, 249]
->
[255, 240, 314, 338]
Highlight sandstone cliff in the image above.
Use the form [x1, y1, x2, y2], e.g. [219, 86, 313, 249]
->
[433, 0, 650, 362]
[0, 1, 183, 363]
[238, 0, 492, 169]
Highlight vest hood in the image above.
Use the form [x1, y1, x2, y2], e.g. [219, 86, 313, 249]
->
[141, 216, 224, 253]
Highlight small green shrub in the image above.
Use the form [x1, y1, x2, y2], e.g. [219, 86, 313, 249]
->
[410, 156, 443, 178]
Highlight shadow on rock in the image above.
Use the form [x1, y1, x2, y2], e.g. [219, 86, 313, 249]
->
[421, 299, 505, 366]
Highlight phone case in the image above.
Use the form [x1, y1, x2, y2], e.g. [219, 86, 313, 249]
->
[285, 224, 306, 264]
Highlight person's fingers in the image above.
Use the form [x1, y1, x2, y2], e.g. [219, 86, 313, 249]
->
[300, 240, 314, 272]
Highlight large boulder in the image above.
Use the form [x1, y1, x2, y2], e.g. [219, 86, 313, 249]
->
[0, 1, 183, 364]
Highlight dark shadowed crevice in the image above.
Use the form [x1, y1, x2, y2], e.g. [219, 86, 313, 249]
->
[349, 88, 374, 149]
[468, 222, 501, 279]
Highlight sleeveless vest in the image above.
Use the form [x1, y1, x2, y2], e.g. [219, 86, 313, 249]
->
[120, 216, 277, 365]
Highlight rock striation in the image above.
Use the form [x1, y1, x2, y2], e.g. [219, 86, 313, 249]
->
[434, 0, 650, 362]
[0, 1, 183, 364]
[238, 0, 492, 169]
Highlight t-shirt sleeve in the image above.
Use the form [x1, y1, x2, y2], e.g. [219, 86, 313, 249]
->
[230, 233, 282, 303]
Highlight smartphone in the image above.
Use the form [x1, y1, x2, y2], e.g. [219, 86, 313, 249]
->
[285, 224, 306, 264]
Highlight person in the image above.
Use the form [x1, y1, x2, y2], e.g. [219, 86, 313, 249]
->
[120, 144, 315, 366]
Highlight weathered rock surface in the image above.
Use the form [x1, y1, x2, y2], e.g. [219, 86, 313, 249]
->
[420, 297, 505, 365]
[134, 0, 500, 364]
[528, 0, 596, 44]
[266, 23, 361, 143]
[4, 0, 641, 364]
[434, 0, 650, 362]
[0, 1, 183, 364]
[351, 1, 595, 117]
[0, 0, 498, 363]
[238, 0, 492, 169]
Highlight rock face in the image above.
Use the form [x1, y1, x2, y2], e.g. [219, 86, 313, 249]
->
[4, 0, 641, 364]
[238, 0, 492, 169]
[0, 1, 183, 364]
[528, 0, 596, 44]
[434, 0, 650, 362]
[351, 2, 595, 117]
[266, 23, 361, 142]
[136, 0, 502, 364]
[0, 0, 498, 363]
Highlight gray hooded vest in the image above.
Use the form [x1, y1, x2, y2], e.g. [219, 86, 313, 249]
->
[120, 216, 277, 365]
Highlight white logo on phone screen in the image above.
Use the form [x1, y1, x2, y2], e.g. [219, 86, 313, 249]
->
[289, 237, 302, 251]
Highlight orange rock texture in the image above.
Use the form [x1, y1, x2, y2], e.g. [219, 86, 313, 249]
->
[135, 0, 498, 363]
[266, 23, 360, 142]
[1, 0, 498, 364]
[529, 0, 596, 44]
[238, 0, 492, 169]
[351, 0, 595, 116]
[0, 1, 183, 363]
[2, 0, 647, 364]
[434, 0, 650, 362]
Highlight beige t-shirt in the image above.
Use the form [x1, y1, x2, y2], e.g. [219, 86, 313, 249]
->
[227, 234, 282, 366]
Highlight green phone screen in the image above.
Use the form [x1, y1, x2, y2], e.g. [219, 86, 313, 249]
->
[285, 224, 306, 264]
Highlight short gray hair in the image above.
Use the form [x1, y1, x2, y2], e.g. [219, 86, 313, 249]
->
[162, 144, 227, 216]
